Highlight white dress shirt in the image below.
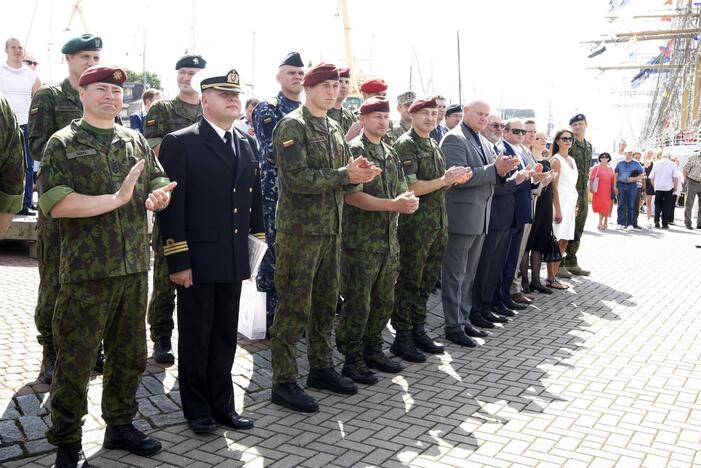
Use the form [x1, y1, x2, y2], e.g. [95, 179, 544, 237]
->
[649, 158, 677, 192]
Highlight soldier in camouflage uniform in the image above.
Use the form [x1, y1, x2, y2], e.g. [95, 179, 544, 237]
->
[334, 96, 418, 384]
[327, 67, 358, 138]
[252, 52, 304, 329]
[269, 64, 382, 413]
[561, 113, 592, 277]
[143, 54, 205, 363]
[28, 34, 104, 383]
[347, 78, 391, 144]
[37, 66, 173, 468]
[390, 97, 470, 363]
[0, 92, 25, 237]
[387, 91, 416, 142]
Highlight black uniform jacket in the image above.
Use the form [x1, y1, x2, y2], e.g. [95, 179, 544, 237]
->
[157, 118, 265, 283]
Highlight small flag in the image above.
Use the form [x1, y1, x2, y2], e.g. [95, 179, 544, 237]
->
[588, 41, 607, 58]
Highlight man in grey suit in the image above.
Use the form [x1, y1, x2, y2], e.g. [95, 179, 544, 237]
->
[439, 101, 518, 347]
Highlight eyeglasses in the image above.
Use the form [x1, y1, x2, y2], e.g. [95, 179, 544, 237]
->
[23, 60, 38, 66]
[559, 136, 573, 142]
[510, 129, 527, 135]
[489, 123, 503, 129]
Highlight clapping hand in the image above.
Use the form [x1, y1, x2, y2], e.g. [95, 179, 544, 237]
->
[347, 156, 382, 184]
[393, 191, 419, 214]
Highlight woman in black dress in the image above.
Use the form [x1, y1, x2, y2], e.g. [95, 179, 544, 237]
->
[643, 150, 655, 226]
[525, 132, 556, 293]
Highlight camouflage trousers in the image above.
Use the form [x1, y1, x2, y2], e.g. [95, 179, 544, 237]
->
[35, 212, 59, 355]
[147, 222, 175, 341]
[391, 227, 448, 332]
[46, 273, 147, 446]
[270, 233, 339, 384]
[563, 192, 588, 267]
[255, 158, 279, 322]
[336, 247, 399, 358]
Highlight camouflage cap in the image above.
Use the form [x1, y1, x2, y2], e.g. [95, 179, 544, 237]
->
[176, 54, 206, 70]
[61, 34, 102, 54]
[397, 91, 416, 106]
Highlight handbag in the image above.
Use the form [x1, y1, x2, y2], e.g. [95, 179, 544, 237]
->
[589, 165, 600, 193]
[238, 280, 267, 340]
[543, 232, 563, 263]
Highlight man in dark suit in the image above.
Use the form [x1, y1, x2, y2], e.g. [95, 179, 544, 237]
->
[439, 101, 517, 347]
[157, 68, 264, 434]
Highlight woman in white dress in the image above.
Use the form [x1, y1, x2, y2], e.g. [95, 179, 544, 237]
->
[546, 129, 578, 290]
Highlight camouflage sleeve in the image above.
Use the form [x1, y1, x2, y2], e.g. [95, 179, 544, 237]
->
[0, 96, 26, 213]
[344, 143, 365, 194]
[137, 133, 170, 191]
[37, 136, 74, 217]
[393, 138, 418, 185]
[143, 101, 167, 149]
[156, 133, 190, 274]
[252, 101, 276, 162]
[27, 86, 55, 161]
[273, 119, 350, 194]
[389, 146, 409, 193]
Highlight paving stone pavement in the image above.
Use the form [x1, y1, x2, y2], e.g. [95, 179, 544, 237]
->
[1, 207, 701, 467]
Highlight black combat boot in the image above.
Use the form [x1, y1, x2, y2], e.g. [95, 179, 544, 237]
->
[363, 345, 403, 373]
[390, 330, 426, 363]
[103, 423, 162, 456]
[271, 383, 319, 413]
[153, 336, 175, 364]
[55, 441, 90, 468]
[412, 324, 445, 354]
[307, 367, 358, 395]
[94, 343, 105, 373]
[341, 355, 378, 385]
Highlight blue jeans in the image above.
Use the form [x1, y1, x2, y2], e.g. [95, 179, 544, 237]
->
[19, 124, 33, 210]
[617, 183, 637, 226]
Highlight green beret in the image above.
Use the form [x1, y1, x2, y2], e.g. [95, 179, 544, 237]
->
[176, 54, 206, 70]
[61, 34, 102, 54]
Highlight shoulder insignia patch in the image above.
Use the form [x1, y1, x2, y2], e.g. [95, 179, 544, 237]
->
[146, 119, 156, 127]
[282, 139, 295, 148]
[30, 107, 39, 115]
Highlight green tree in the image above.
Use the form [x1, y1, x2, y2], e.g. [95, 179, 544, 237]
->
[126, 70, 162, 90]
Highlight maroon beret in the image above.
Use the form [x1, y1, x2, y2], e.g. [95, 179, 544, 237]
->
[359, 96, 390, 115]
[408, 96, 438, 113]
[78, 66, 127, 87]
[359, 78, 387, 93]
[338, 67, 351, 78]
[301, 63, 339, 87]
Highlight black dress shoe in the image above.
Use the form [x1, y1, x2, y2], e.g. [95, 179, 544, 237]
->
[445, 331, 477, 347]
[491, 304, 516, 317]
[43, 353, 56, 384]
[363, 347, 403, 373]
[412, 324, 444, 354]
[153, 336, 175, 364]
[187, 416, 217, 434]
[464, 323, 490, 338]
[214, 412, 254, 430]
[271, 383, 319, 413]
[482, 310, 509, 323]
[468, 313, 496, 329]
[389, 330, 426, 363]
[55, 441, 90, 468]
[103, 423, 162, 456]
[94, 344, 105, 374]
[307, 367, 358, 395]
[503, 299, 527, 311]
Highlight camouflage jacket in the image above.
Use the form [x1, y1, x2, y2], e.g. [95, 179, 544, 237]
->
[28, 78, 83, 161]
[144, 96, 201, 149]
[569, 137, 593, 195]
[0, 94, 26, 213]
[273, 105, 350, 236]
[387, 119, 411, 143]
[252, 91, 301, 164]
[38, 120, 170, 283]
[327, 106, 358, 135]
[343, 133, 407, 254]
[395, 128, 447, 231]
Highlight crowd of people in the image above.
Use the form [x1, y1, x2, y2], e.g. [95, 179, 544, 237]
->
[0, 32, 697, 468]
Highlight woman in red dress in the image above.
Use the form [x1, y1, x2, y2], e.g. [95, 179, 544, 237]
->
[590, 152, 615, 230]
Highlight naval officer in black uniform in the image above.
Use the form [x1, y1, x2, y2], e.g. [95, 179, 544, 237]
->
[156, 67, 265, 434]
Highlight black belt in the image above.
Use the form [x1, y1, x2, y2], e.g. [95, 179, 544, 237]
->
[617, 182, 636, 185]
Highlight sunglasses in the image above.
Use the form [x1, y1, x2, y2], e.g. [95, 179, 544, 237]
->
[510, 129, 527, 135]
[23, 60, 38, 66]
[559, 136, 573, 142]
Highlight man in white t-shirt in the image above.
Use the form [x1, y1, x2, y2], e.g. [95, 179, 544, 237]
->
[0, 38, 41, 214]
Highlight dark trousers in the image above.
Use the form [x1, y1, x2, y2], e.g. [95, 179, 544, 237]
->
[176, 281, 241, 420]
[632, 187, 642, 226]
[493, 225, 525, 307]
[654, 189, 675, 225]
[617, 183, 637, 226]
[471, 229, 510, 316]
[19, 124, 33, 209]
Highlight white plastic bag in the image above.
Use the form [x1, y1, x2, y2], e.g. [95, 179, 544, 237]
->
[238, 279, 267, 340]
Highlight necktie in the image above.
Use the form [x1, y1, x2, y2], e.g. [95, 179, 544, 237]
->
[224, 131, 238, 174]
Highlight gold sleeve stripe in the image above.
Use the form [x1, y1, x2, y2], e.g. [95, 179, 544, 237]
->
[163, 245, 189, 256]
[252, 232, 266, 241]
[163, 241, 189, 254]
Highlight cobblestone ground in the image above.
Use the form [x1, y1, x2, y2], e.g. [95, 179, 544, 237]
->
[1, 207, 700, 467]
